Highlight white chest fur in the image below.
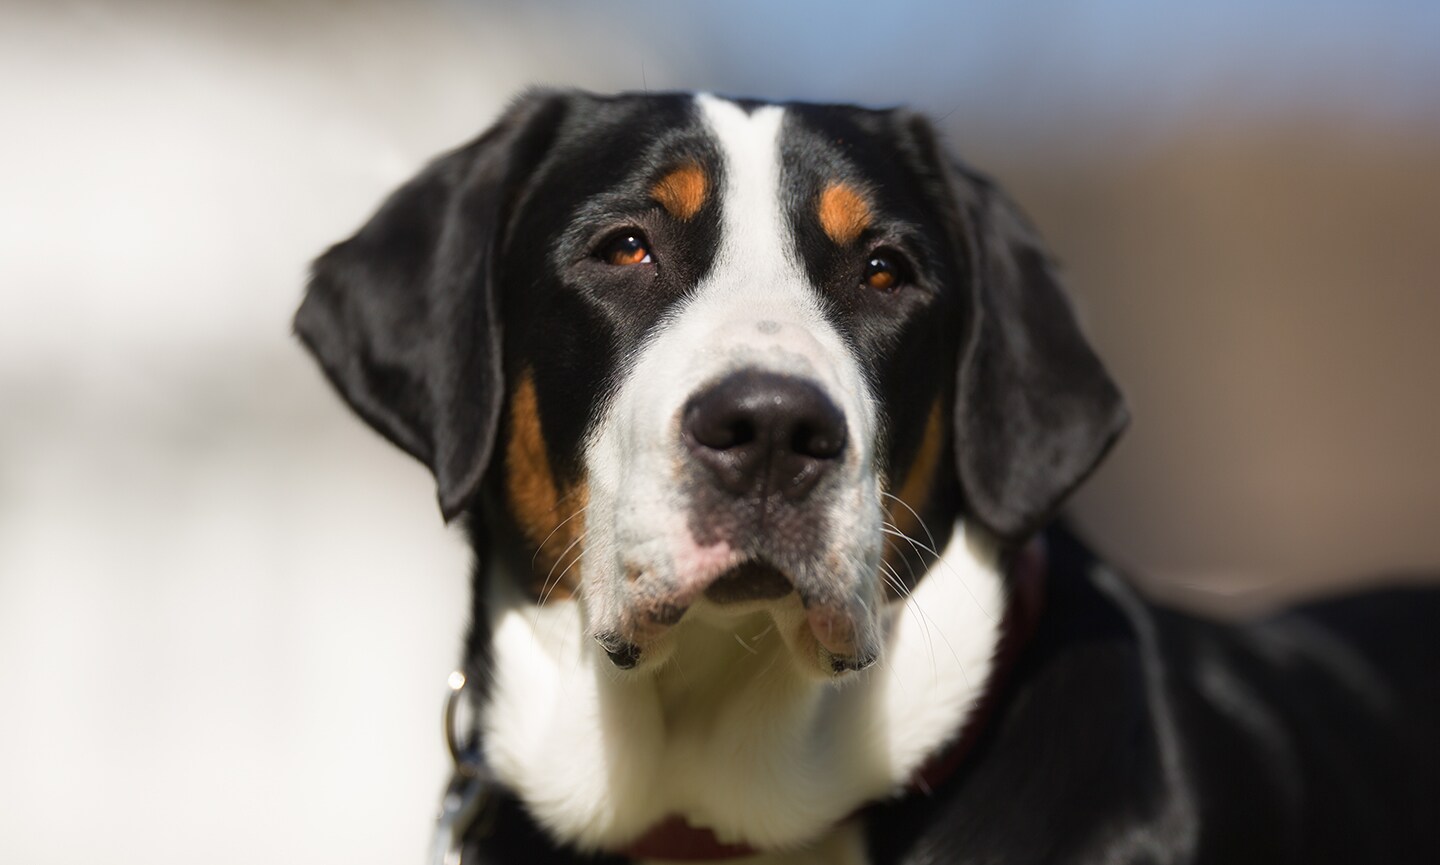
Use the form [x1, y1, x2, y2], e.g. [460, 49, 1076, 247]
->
[479, 522, 1005, 856]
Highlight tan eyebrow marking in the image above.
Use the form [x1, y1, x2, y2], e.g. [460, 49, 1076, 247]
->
[818, 181, 872, 245]
[651, 163, 709, 220]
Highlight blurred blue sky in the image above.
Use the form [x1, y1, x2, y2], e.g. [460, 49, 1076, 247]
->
[463, 0, 1440, 131]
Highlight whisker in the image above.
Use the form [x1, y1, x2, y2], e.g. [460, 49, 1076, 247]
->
[880, 525, 995, 624]
[882, 536, 921, 588]
[879, 523, 941, 561]
[879, 524, 989, 686]
[880, 491, 941, 563]
[531, 533, 587, 641]
[755, 647, 783, 679]
[872, 647, 905, 697]
[878, 556, 915, 603]
[539, 529, 588, 599]
[880, 556, 935, 673]
[530, 505, 589, 569]
[540, 534, 587, 607]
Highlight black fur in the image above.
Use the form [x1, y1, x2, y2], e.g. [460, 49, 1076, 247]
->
[450, 527, 1440, 865]
[296, 90, 1439, 864]
[863, 527, 1440, 865]
[297, 91, 1121, 542]
[296, 93, 569, 520]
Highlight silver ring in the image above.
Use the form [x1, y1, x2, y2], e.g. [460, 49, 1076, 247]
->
[444, 671, 482, 777]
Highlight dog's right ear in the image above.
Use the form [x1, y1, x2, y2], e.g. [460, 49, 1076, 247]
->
[895, 112, 1128, 543]
[295, 93, 567, 522]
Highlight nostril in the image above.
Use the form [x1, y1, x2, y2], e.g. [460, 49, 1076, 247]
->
[728, 418, 756, 449]
[684, 409, 755, 451]
[683, 371, 848, 500]
[792, 418, 847, 461]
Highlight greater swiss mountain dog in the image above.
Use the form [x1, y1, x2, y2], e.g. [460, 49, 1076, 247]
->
[295, 90, 1440, 864]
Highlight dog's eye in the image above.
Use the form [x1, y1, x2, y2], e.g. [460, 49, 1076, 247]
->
[862, 251, 908, 293]
[596, 231, 653, 266]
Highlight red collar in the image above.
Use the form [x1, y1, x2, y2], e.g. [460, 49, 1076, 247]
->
[619, 541, 1047, 862]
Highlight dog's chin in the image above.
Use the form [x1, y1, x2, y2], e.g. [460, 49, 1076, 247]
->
[592, 555, 883, 680]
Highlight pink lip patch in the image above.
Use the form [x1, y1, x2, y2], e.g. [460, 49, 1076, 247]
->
[805, 605, 858, 656]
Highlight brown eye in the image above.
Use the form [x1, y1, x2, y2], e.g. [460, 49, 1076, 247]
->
[862, 252, 906, 292]
[598, 231, 653, 266]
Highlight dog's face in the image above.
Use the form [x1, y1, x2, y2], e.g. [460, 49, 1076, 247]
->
[504, 94, 972, 676]
[297, 90, 1125, 680]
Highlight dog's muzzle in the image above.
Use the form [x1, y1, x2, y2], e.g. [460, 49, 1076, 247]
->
[595, 368, 878, 674]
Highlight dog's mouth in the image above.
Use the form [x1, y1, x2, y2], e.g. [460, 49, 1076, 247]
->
[595, 551, 881, 677]
[702, 560, 794, 605]
[619, 555, 798, 632]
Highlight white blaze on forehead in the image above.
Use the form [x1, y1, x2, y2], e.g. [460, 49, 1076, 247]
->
[695, 94, 800, 292]
[687, 94, 876, 443]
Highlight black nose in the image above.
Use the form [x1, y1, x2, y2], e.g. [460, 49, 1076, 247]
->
[682, 371, 847, 500]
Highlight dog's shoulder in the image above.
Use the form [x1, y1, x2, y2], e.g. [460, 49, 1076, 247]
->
[865, 528, 1440, 865]
[1096, 530, 1440, 859]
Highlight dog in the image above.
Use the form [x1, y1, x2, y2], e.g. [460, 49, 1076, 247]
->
[295, 90, 1440, 864]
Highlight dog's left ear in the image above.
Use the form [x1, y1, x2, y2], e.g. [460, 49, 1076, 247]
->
[950, 170, 1129, 542]
[902, 116, 1128, 542]
[295, 92, 567, 521]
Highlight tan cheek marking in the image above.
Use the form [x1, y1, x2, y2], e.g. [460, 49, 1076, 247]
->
[818, 182, 871, 245]
[883, 398, 945, 597]
[505, 371, 586, 601]
[651, 164, 708, 220]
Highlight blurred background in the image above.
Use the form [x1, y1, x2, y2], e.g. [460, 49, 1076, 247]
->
[2, 1, 1437, 863]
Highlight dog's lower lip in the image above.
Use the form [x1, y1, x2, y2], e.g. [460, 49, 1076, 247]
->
[594, 633, 641, 669]
[805, 604, 862, 656]
[829, 651, 878, 674]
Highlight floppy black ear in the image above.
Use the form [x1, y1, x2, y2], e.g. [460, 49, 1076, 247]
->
[294, 93, 567, 521]
[948, 167, 1129, 542]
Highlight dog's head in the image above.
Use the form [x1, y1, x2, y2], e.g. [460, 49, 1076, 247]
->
[296, 90, 1125, 679]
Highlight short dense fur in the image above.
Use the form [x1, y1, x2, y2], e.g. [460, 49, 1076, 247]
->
[296, 90, 1440, 864]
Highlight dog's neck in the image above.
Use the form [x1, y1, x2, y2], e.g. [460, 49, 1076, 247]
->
[476, 521, 1008, 856]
